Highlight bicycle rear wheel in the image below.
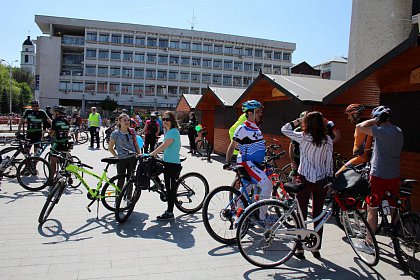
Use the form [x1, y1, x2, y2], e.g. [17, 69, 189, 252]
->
[236, 199, 298, 268]
[202, 185, 248, 245]
[17, 156, 52, 191]
[175, 172, 209, 214]
[393, 212, 420, 278]
[38, 178, 66, 224]
[77, 131, 89, 144]
[341, 210, 379, 266]
[101, 174, 130, 211]
[69, 155, 83, 188]
[115, 179, 141, 223]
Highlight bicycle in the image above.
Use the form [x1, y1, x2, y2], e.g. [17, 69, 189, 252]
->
[69, 125, 89, 144]
[235, 181, 380, 268]
[38, 155, 128, 224]
[115, 153, 209, 223]
[45, 146, 83, 188]
[202, 154, 288, 245]
[195, 127, 212, 161]
[101, 124, 116, 150]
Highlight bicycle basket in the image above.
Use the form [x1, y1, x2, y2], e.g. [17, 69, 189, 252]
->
[332, 168, 370, 196]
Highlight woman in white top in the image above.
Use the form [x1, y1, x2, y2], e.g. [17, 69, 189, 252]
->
[281, 111, 333, 260]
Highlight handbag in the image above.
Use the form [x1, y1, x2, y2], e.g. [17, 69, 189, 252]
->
[332, 168, 370, 196]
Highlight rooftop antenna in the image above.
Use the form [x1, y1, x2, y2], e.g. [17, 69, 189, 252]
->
[190, 10, 198, 30]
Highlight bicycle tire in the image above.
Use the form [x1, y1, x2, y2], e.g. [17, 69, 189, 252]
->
[393, 212, 420, 278]
[0, 146, 22, 178]
[195, 140, 206, 156]
[38, 178, 66, 224]
[17, 156, 52, 191]
[69, 155, 83, 188]
[341, 210, 379, 266]
[101, 174, 130, 211]
[102, 136, 109, 150]
[115, 179, 141, 223]
[175, 172, 209, 214]
[280, 163, 293, 183]
[202, 185, 248, 245]
[236, 199, 298, 268]
[77, 131, 89, 144]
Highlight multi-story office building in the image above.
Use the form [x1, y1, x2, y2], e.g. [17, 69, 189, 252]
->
[35, 15, 295, 114]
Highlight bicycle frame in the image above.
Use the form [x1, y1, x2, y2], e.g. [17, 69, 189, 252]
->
[65, 164, 120, 198]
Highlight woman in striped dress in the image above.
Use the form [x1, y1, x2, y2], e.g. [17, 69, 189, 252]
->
[281, 111, 333, 260]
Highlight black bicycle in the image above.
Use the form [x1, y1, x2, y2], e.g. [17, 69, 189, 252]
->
[115, 153, 209, 223]
[195, 128, 212, 161]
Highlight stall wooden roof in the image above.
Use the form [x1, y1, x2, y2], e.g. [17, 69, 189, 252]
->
[323, 34, 420, 106]
[195, 87, 245, 110]
[175, 94, 202, 111]
[233, 73, 344, 108]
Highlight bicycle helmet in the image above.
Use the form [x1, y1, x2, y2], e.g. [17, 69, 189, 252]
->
[345, 104, 365, 115]
[242, 100, 263, 112]
[150, 112, 157, 117]
[30, 100, 39, 106]
[371, 105, 391, 121]
[46, 106, 51, 110]
[53, 105, 66, 114]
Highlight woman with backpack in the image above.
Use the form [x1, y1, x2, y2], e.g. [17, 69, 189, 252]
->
[141, 112, 160, 153]
[108, 113, 141, 188]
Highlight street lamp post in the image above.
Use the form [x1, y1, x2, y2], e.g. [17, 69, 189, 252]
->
[1, 59, 18, 130]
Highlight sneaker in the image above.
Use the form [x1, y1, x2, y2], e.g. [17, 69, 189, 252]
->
[187, 151, 193, 154]
[354, 241, 375, 255]
[157, 211, 175, 221]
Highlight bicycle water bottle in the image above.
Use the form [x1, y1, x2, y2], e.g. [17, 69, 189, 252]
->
[382, 200, 391, 215]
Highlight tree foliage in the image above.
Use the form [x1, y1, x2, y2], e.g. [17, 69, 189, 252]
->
[100, 97, 118, 117]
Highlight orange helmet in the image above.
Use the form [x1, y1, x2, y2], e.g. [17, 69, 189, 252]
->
[345, 104, 365, 115]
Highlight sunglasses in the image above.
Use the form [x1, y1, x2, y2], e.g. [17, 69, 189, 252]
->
[162, 117, 171, 122]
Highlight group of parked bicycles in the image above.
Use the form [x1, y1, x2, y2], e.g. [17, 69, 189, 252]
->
[201, 143, 419, 278]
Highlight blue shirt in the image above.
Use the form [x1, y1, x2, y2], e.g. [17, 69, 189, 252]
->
[163, 128, 181, 164]
[156, 118, 163, 132]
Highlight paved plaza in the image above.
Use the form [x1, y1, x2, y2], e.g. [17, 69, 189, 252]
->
[0, 134, 414, 279]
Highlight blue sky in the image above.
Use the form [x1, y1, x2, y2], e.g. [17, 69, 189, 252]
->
[0, 0, 352, 67]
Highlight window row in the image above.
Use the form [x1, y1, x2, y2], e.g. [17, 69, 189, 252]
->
[59, 81, 213, 95]
[85, 31, 291, 61]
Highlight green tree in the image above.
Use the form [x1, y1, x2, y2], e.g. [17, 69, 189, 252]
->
[100, 97, 118, 117]
[12, 68, 34, 88]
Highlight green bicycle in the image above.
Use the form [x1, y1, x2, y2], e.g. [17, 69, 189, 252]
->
[38, 156, 127, 224]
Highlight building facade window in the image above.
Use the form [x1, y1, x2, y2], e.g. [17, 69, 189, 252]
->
[133, 84, 144, 95]
[159, 38, 169, 48]
[110, 83, 120, 93]
[263, 64, 272, 73]
[180, 72, 189, 81]
[180, 41, 190, 51]
[122, 67, 132, 77]
[85, 66, 96, 76]
[110, 67, 121, 77]
[168, 71, 178, 80]
[179, 87, 189, 95]
[97, 82, 108, 93]
[213, 74, 221, 84]
[202, 59, 212, 68]
[255, 49, 263, 58]
[245, 48, 253, 57]
[110, 51, 121, 60]
[98, 33, 109, 43]
[146, 69, 156, 79]
[273, 66, 281, 74]
[158, 54, 168, 64]
[213, 60, 222, 69]
[224, 60, 233, 70]
[169, 56, 179, 65]
[86, 49, 96, 59]
[233, 76, 242, 86]
[264, 50, 272, 59]
[111, 34, 122, 44]
[180, 57, 190, 67]
[134, 68, 144, 78]
[234, 61, 243, 71]
[72, 82, 83, 92]
[121, 84, 132, 94]
[123, 51, 133, 61]
[224, 46, 233, 55]
[98, 66, 108, 76]
[157, 70, 167, 80]
[214, 44, 223, 54]
[243, 76, 252, 86]
[223, 75, 232, 86]
[59, 81, 70, 91]
[145, 84, 155, 95]
[86, 32, 97, 42]
[233, 47, 243, 56]
[85, 82, 95, 91]
[191, 73, 200, 83]
[203, 43, 212, 53]
[274, 51, 282, 60]
[244, 62, 252, 72]
[170, 40, 179, 49]
[123, 35, 134, 45]
[190, 87, 200, 94]
[134, 52, 145, 62]
[147, 37, 157, 47]
[168, 86, 177, 96]
[254, 63, 262, 72]
[192, 57, 201, 67]
[135, 37, 146, 46]
[282, 67, 290, 75]
[202, 74, 211, 84]
[147, 53, 157, 63]
[283, 52, 291, 62]
[192, 42, 202, 52]
[98, 50, 109, 60]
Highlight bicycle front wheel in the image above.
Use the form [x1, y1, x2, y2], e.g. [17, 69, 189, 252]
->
[115, 180, 141, 223]
[202, 185, 248, 245]
[393, 212, 420, 278]
[101, 174, 130, 211]
[38, 178, 66, 224]
[341, 210, 379, 266]
[17, 156, 52, 191]
[77, 131, 89, 144]
[0, 146, 22, 178]
[175, 172, 209, 214]
[236, 199, 298, 268]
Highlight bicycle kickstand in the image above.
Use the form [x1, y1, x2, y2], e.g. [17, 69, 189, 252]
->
[86, 199, 95, 213]
[96, 199, 99, 220]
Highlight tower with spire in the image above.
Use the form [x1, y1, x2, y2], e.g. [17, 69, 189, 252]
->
[20, 35, 36, 75]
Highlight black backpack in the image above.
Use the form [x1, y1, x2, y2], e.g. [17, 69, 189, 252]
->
[135, 157, 153, 190]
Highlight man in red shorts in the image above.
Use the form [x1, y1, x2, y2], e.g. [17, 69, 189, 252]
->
[355, 105, 403, 253]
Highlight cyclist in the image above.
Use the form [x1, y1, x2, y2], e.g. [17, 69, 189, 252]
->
[187, 112, 199, 154]
[336, 104, 373, 176]
[149, 111, 181, 221]
[141, 112, 160, 153]
[355, 105, 403, 253]
[17, 100, 52, 154]
[71, 111, 83, 143]
[88, 107, 102, 149]
[49, 105, 71, 180]
[224, 100, 272, 220]
[281, 111, 333, 259]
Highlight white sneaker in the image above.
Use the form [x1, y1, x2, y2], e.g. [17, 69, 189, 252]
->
[354, 241, 375, 255]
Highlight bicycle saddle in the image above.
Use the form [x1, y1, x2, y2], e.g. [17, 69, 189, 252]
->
[101, 157, 120, 164]
[283, 182, 305, 193]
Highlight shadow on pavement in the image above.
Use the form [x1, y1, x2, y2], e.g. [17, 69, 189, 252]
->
[208, 244, 239, 257]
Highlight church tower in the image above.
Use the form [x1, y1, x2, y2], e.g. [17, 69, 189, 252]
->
[20, 36, 36, 75]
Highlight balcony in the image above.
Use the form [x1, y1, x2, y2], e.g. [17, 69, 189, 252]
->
[62, 36, 85, 46]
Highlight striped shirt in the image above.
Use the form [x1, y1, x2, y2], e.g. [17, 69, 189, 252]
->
[281, 123, 333, 183]
[233, 120, 265, 164]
